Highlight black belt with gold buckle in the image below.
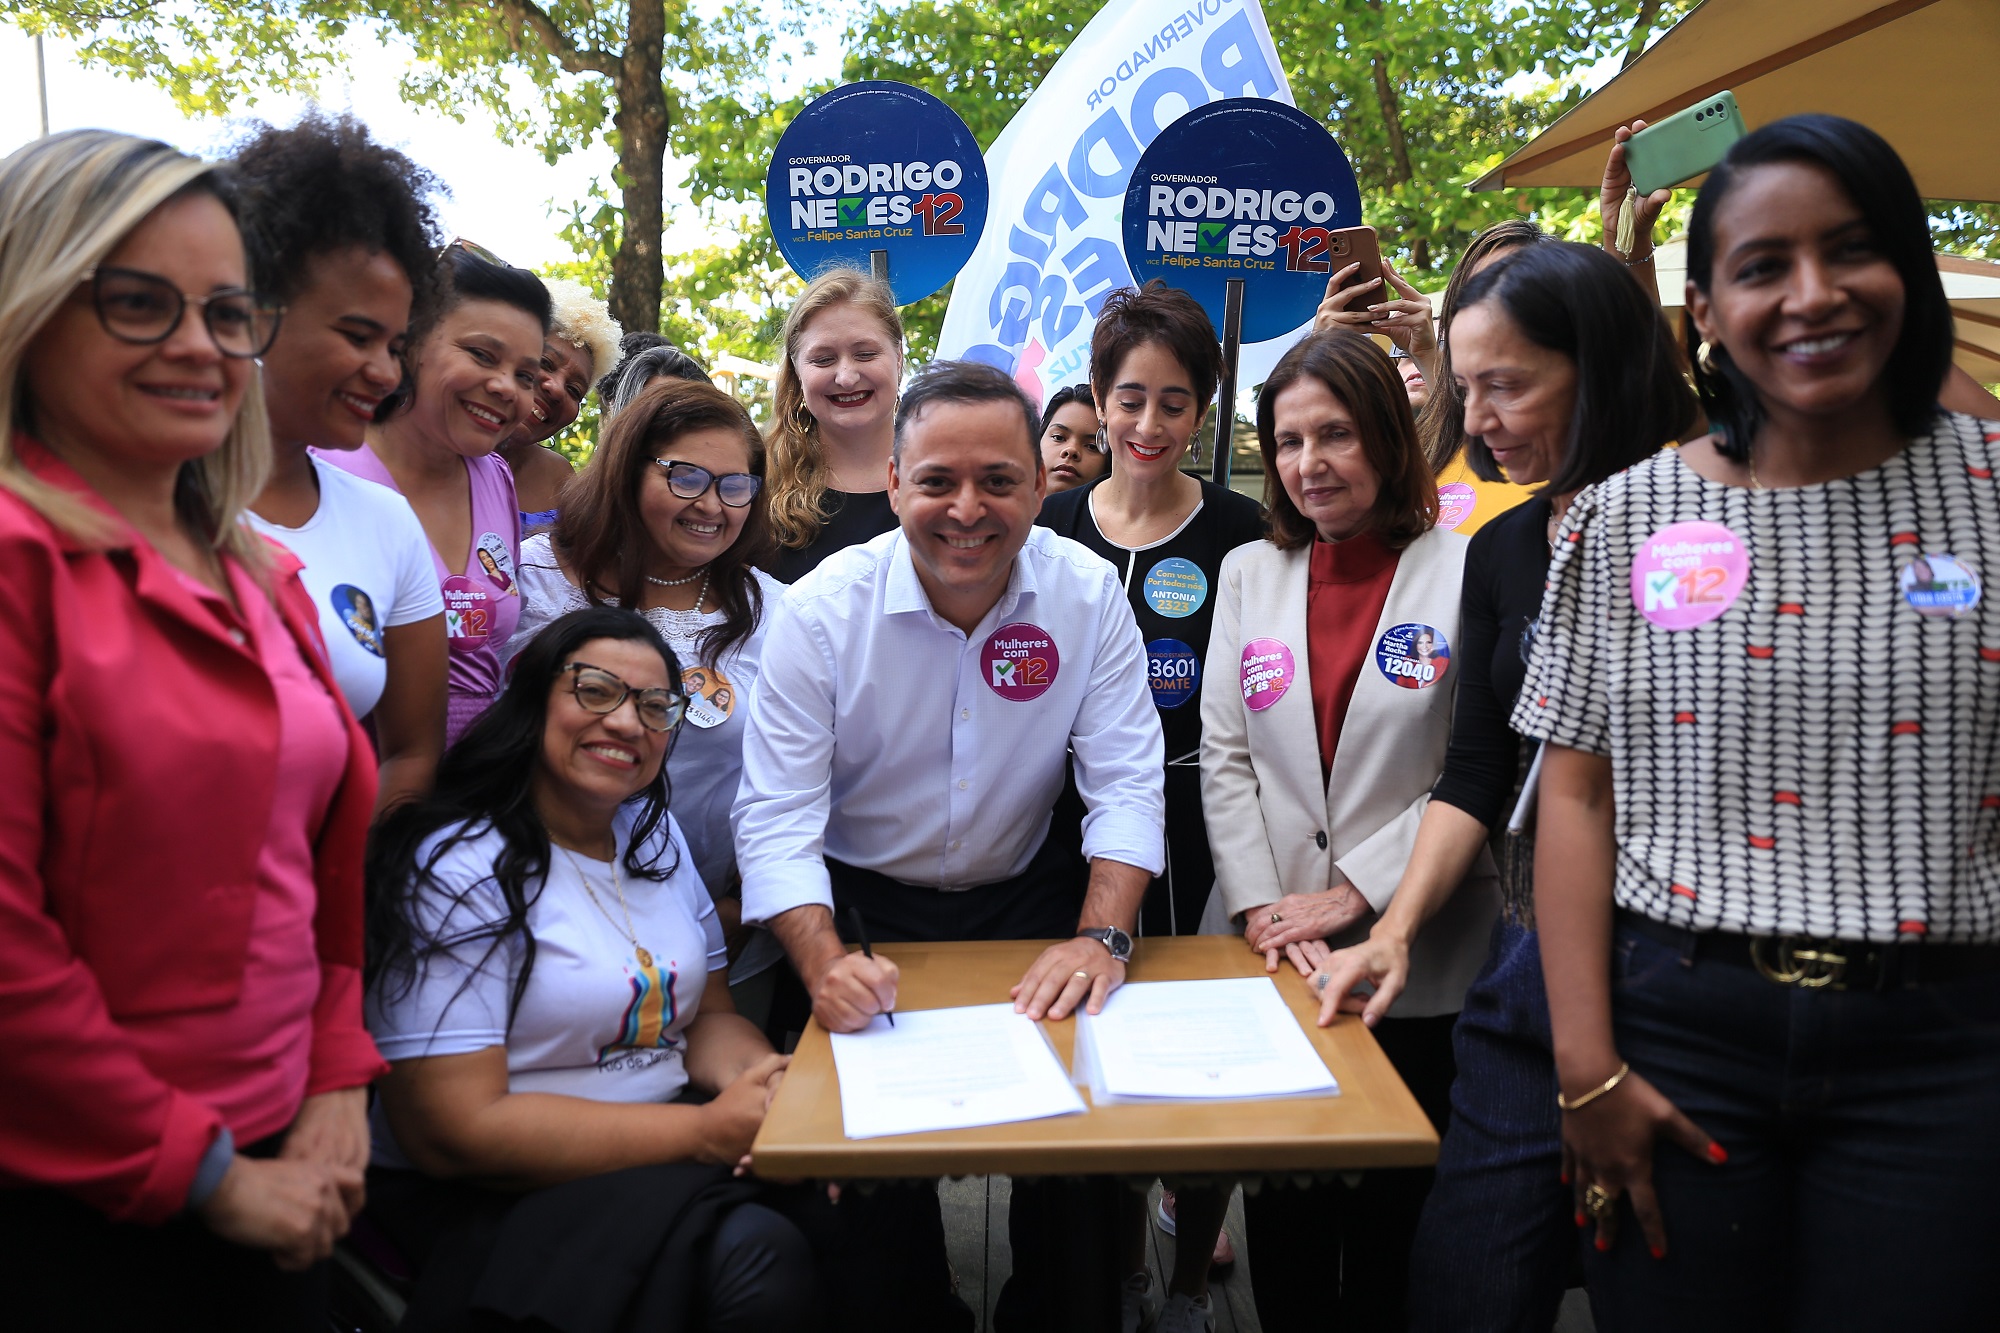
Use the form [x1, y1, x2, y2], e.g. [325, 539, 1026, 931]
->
[1615, 909, 2000, 991]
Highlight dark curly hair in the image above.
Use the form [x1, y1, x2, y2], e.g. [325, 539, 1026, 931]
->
[229, 109, 445, 326]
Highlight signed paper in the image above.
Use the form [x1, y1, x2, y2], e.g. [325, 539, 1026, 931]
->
[829, 1004, 1087, 1139]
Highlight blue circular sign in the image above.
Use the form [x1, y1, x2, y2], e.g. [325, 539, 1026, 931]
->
[1146, 638, 1200, 709]
[1121, 99, 1361, 343]
[765, 81, 990, 306]
[1143, 557, 1208, 619]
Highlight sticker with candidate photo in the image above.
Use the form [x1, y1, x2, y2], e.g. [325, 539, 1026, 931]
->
[474, 531, 517, 596]
[679, 664, 739, 729]
[1376, 622, 1450, 690]
[329, 583, 383, 657]
[1899, 553, 1981, 619]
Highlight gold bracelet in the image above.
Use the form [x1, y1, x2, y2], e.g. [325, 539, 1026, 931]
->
[1556, 1061, 1631, 1112]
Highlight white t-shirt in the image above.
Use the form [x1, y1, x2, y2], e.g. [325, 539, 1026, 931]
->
[506, 534, 786, 981]
[248, 456, 444, 719]
[366, 807, 727, 1170]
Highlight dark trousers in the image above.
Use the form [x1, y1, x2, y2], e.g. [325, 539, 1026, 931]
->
[1408, 919, 1574, 1333]
[1581, 917, 2000, 1332]
[0, 1138, 325, 1332]
[1243, 1013, 1457, 1332]
[817, 836, 1120, 1333]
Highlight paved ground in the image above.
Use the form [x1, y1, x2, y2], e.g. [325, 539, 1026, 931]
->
[938, 1176, 1596, 1332]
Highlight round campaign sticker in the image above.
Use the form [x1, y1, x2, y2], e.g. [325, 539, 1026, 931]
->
[1376, 622, 1451, 690]
[329, 583, 383, 657]
[1122, 98, 1362, 344]
[1143, 557, 1208, 618]
[1630, 521, 1750, 631]
[474, 532, 516, 595]
[679, 665, 740, 729]
[441, 575, 491, 651]
[1436, 483, 1477, 533]
[1146, 638, 1200, 709]
[1899, 554, 1982, 619]
[1240, 637, 1295, 712]
[764, 81, 990, 306]
[983, 622, 1060, 701]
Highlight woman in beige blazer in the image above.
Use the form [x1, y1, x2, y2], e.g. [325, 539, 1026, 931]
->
[1199, 330, 1497, 1331]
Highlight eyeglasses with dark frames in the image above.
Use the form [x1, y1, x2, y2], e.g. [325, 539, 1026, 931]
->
[652, 458, 763, 508]
[80, 267, 284, 360]
[561, 662, 686, 733]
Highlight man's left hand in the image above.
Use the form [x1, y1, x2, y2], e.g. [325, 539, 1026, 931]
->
[1012, 936, 1126, 1020]
[280, 1086, 370, 1223]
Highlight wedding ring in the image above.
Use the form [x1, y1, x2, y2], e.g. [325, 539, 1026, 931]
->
[1072, 970, 1090, 980]
[1583, 1183, 1615, 1220]
[1270, 911, 1283, 924]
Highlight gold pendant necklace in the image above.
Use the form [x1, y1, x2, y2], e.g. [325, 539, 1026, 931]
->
[564, 845, 652, 968]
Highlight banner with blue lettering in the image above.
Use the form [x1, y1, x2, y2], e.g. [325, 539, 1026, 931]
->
[935, 0, 1295, 409]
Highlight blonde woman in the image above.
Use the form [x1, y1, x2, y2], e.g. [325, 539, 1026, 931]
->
[764, 266, 905, 583]
[501, 277, 622, 533]
[0, 131, 383, 1326]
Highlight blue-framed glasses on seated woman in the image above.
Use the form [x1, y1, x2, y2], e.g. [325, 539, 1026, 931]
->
[81, 267, 284, 359]
[562, 662, 687, 732]
[652, 458, 763, 508]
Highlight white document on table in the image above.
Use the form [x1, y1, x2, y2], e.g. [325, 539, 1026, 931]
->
[829, 1003, 1088, 1140]
[1073, 977, 1340, 1103]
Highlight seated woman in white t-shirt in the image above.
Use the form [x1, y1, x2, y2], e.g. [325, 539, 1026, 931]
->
[503, 378, 788, 1025]
[236, 112, 448, 812]
[362, 606, 821, 1331]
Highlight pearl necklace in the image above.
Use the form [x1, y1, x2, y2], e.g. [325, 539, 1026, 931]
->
[645, 566, 705, 587]
[650, 569, 712, 639]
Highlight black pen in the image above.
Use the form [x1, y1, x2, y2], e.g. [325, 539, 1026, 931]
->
[847, 905, 895, 1026]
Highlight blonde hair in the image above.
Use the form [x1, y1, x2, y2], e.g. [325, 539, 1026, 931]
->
[543, 277, 623, 384]
[0, 130, 271, 560]
[765, 266, 903, 549]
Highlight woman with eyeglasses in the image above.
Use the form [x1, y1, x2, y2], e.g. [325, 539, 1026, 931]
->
[322, 241, 551, 745]
[0, 131, 385, 1326]
[233, 111, 451, 816]
[365, 605, 824, 1331]
[505, 379, 787, 1023]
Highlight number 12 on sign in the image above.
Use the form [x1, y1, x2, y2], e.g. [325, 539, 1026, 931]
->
[913, 192, 964, 236]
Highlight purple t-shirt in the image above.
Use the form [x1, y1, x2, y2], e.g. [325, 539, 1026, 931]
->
[321, 445, 521, 744]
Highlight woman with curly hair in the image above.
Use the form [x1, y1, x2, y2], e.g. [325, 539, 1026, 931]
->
[234, 110, 451, 813]
[764, 266, 904, 583]
[501, 277, 622, 534]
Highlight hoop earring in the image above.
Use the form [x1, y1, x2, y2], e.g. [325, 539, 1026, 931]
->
[1696, 340, 1720, 376]
[1094, 423, 1108, 454]
[791, 401, 816, 436]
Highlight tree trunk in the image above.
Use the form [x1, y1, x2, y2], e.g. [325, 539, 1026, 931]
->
[1623, 0, 1664, 68]
[1368, 51, 1427, 270]
[609, 0, 669, 334]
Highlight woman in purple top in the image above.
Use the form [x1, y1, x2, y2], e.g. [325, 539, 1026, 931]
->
[325, 244, 550, 743]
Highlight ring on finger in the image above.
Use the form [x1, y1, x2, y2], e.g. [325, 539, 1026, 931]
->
[1583, 1183, 1615, 1220]
[1072, 970, 1091, 981]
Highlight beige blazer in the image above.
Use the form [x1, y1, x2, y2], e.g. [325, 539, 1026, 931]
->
[1198, 527, 1499, 1018]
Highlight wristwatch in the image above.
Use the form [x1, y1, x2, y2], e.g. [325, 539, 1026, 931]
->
[1077, 926, 1134, 964]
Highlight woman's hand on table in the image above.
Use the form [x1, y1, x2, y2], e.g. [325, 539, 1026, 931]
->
[1296, 926, 1414, 1028]
[699, 1052, 790, 1177]
[1242, 885, 1370, 969]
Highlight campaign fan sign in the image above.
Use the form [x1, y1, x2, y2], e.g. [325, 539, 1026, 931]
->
[1122, 99, 1361, 343]
[935, 0, 1298, 406]
[765, 81, 991, 306]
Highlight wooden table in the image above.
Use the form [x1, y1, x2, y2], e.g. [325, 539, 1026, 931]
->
[751, 936, 1440, 1179]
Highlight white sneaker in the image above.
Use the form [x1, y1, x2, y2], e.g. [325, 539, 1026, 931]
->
[1120, 1270, 1163, 1333]
[1156, 1292, 1215, 1333]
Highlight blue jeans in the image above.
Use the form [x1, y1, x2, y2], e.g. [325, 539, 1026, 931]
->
[1584, 918, 2000, 1331]
[1408, 919, 1574, 1333]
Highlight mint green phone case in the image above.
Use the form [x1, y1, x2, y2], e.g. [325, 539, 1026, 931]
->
[1624, 91, 1747, 194]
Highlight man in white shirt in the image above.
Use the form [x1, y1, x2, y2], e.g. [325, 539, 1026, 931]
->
[736, 360, 1165, 1332]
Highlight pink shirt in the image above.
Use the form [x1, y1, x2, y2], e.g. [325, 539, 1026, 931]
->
[322, 445, 522, 744]
[125, 561, 349, 1143]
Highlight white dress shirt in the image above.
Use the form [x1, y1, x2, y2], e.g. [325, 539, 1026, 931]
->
[735, 526, 1166, 924]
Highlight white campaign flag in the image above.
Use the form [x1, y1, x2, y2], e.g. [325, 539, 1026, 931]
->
[936, 0, 1306, 410]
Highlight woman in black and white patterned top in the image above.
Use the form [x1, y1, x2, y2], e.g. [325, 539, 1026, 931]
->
[1520, 115, 2000, 1330]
